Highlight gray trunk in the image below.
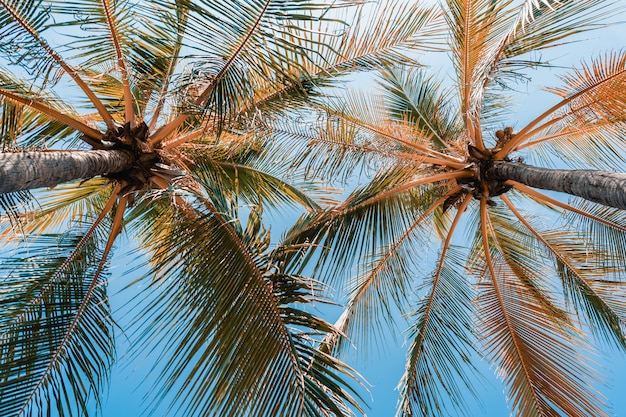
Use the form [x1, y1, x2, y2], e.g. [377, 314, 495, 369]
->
[489, 161, 626, 210]
[0, 150, 134, 194]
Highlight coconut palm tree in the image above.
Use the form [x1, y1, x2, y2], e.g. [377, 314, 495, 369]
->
[270, 1, 626, 416]
[0, 1, 445, 416]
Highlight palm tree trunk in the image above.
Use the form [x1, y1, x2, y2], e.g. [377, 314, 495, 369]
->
[0, 150, 134, 194]
[489, 161, 626, 210]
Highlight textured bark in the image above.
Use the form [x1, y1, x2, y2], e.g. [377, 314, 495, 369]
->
[489, 161, 626, 210]
[0, 150, 134, 194]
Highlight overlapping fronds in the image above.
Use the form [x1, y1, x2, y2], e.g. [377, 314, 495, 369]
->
[0, 224, 116, 417]
[564, 199, 626, 278]
[397, 196, 477, 417]
[0, 178, 114, 241]
[444, 0, 513, 141]
[125, 193, 363, 416]
[502, 195, 626, 350]
[483, 0, 620, 90]
[280, 168, 467, 284]
[188, 148, 327, 211]
[0, 0, 66, 85]
[378, 66, 461, 149]
[499, 50, 626, 157]
[477, 201, 608, 417]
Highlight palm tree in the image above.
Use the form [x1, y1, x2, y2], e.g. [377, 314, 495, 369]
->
[0, 1, 444, 416]
[270, 1, 626, 416]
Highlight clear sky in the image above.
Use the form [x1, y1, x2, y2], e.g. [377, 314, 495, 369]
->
[93, 2, 626, 417]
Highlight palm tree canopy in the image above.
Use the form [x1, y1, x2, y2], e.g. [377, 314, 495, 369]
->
[269, 1, 626, 416]
[0, 0, 445, 416]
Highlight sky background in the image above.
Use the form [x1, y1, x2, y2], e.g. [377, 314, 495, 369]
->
[84, 2, 626, 416]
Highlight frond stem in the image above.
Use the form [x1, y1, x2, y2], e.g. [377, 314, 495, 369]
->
[509, 181, 626, 233]
[406, 193, 471, 369]
[496, 66, 626, 158]
[479, 197, 542, 410]
[148, 0, 272, 147]
[14, 191, 125, 417]
[321, 186, 466, 353]
[0, 0, 114, 128]
[102, 0, 134, 126]
[0, 88, 104, 141]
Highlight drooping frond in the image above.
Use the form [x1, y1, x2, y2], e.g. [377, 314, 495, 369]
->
[148, 0, 358, 145]
[279, 168, 471, 283]
[483, 0, 620, 91]
[0, 67, 103, 143]
[502, 195, 626, 350]
[487, 196, 569, 318]
[323, 188, 462, 356]
[477, 199, 608, 417]
[188, 149, 325, 212]
[397, 196, 477, 417]
[0, 178, 114, 240]
[510, 182, 626, 279]
[240, 0, 445, 120]
[0, 212, 119, 416]
[126, 194, 362, 416]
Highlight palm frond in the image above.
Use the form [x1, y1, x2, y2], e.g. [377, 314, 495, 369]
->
[126, 193, 363, 416]
[279, 168, 469, 283]
[0, 0, 114, 126]
[477, 199, 608, 417]
[0, 220, 117, 416]
[444, 0, 513, 146]
[500, 50, 626, 156]
[377, 66, 462, 149]
[502, 195, 626, 350]
[188, 148, 325, 212]
[1, 178, 114, 241]
[323, 189, 460, 356]
[397, 197, 477, 417]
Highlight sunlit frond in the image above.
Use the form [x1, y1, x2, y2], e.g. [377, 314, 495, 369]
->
[378, 66, 461, 149]
[397, 197, 477, 417]
[324, 189, 460, 356]
[478, 200, 608, 417]
[1, 178, 114, 241]
[502, 195, 626, 350]
[444, 0, 513, 145]
[484, 0, 620, 91]
[499, 50, 626, 156]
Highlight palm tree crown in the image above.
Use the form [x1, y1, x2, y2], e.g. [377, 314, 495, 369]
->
[268, 1, 626, 416]
[0, 0, 445, 416]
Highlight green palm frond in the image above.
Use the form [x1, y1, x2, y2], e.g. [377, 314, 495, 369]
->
[126, 193, 363, 416]
[1, 178, 114, 240]
[378, 67, 461, 149]
[444, 0, 513, 140]
[397, 246, 476, 417]
[496, 0, 619, 72]
[189, 150, 324, 212]
[0, 0, 64, 85]
[280, 168, 460, 283]
[0, 225, 115, 417]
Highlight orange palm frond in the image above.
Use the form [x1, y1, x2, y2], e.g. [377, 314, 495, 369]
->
[478, 198, 608, 417]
